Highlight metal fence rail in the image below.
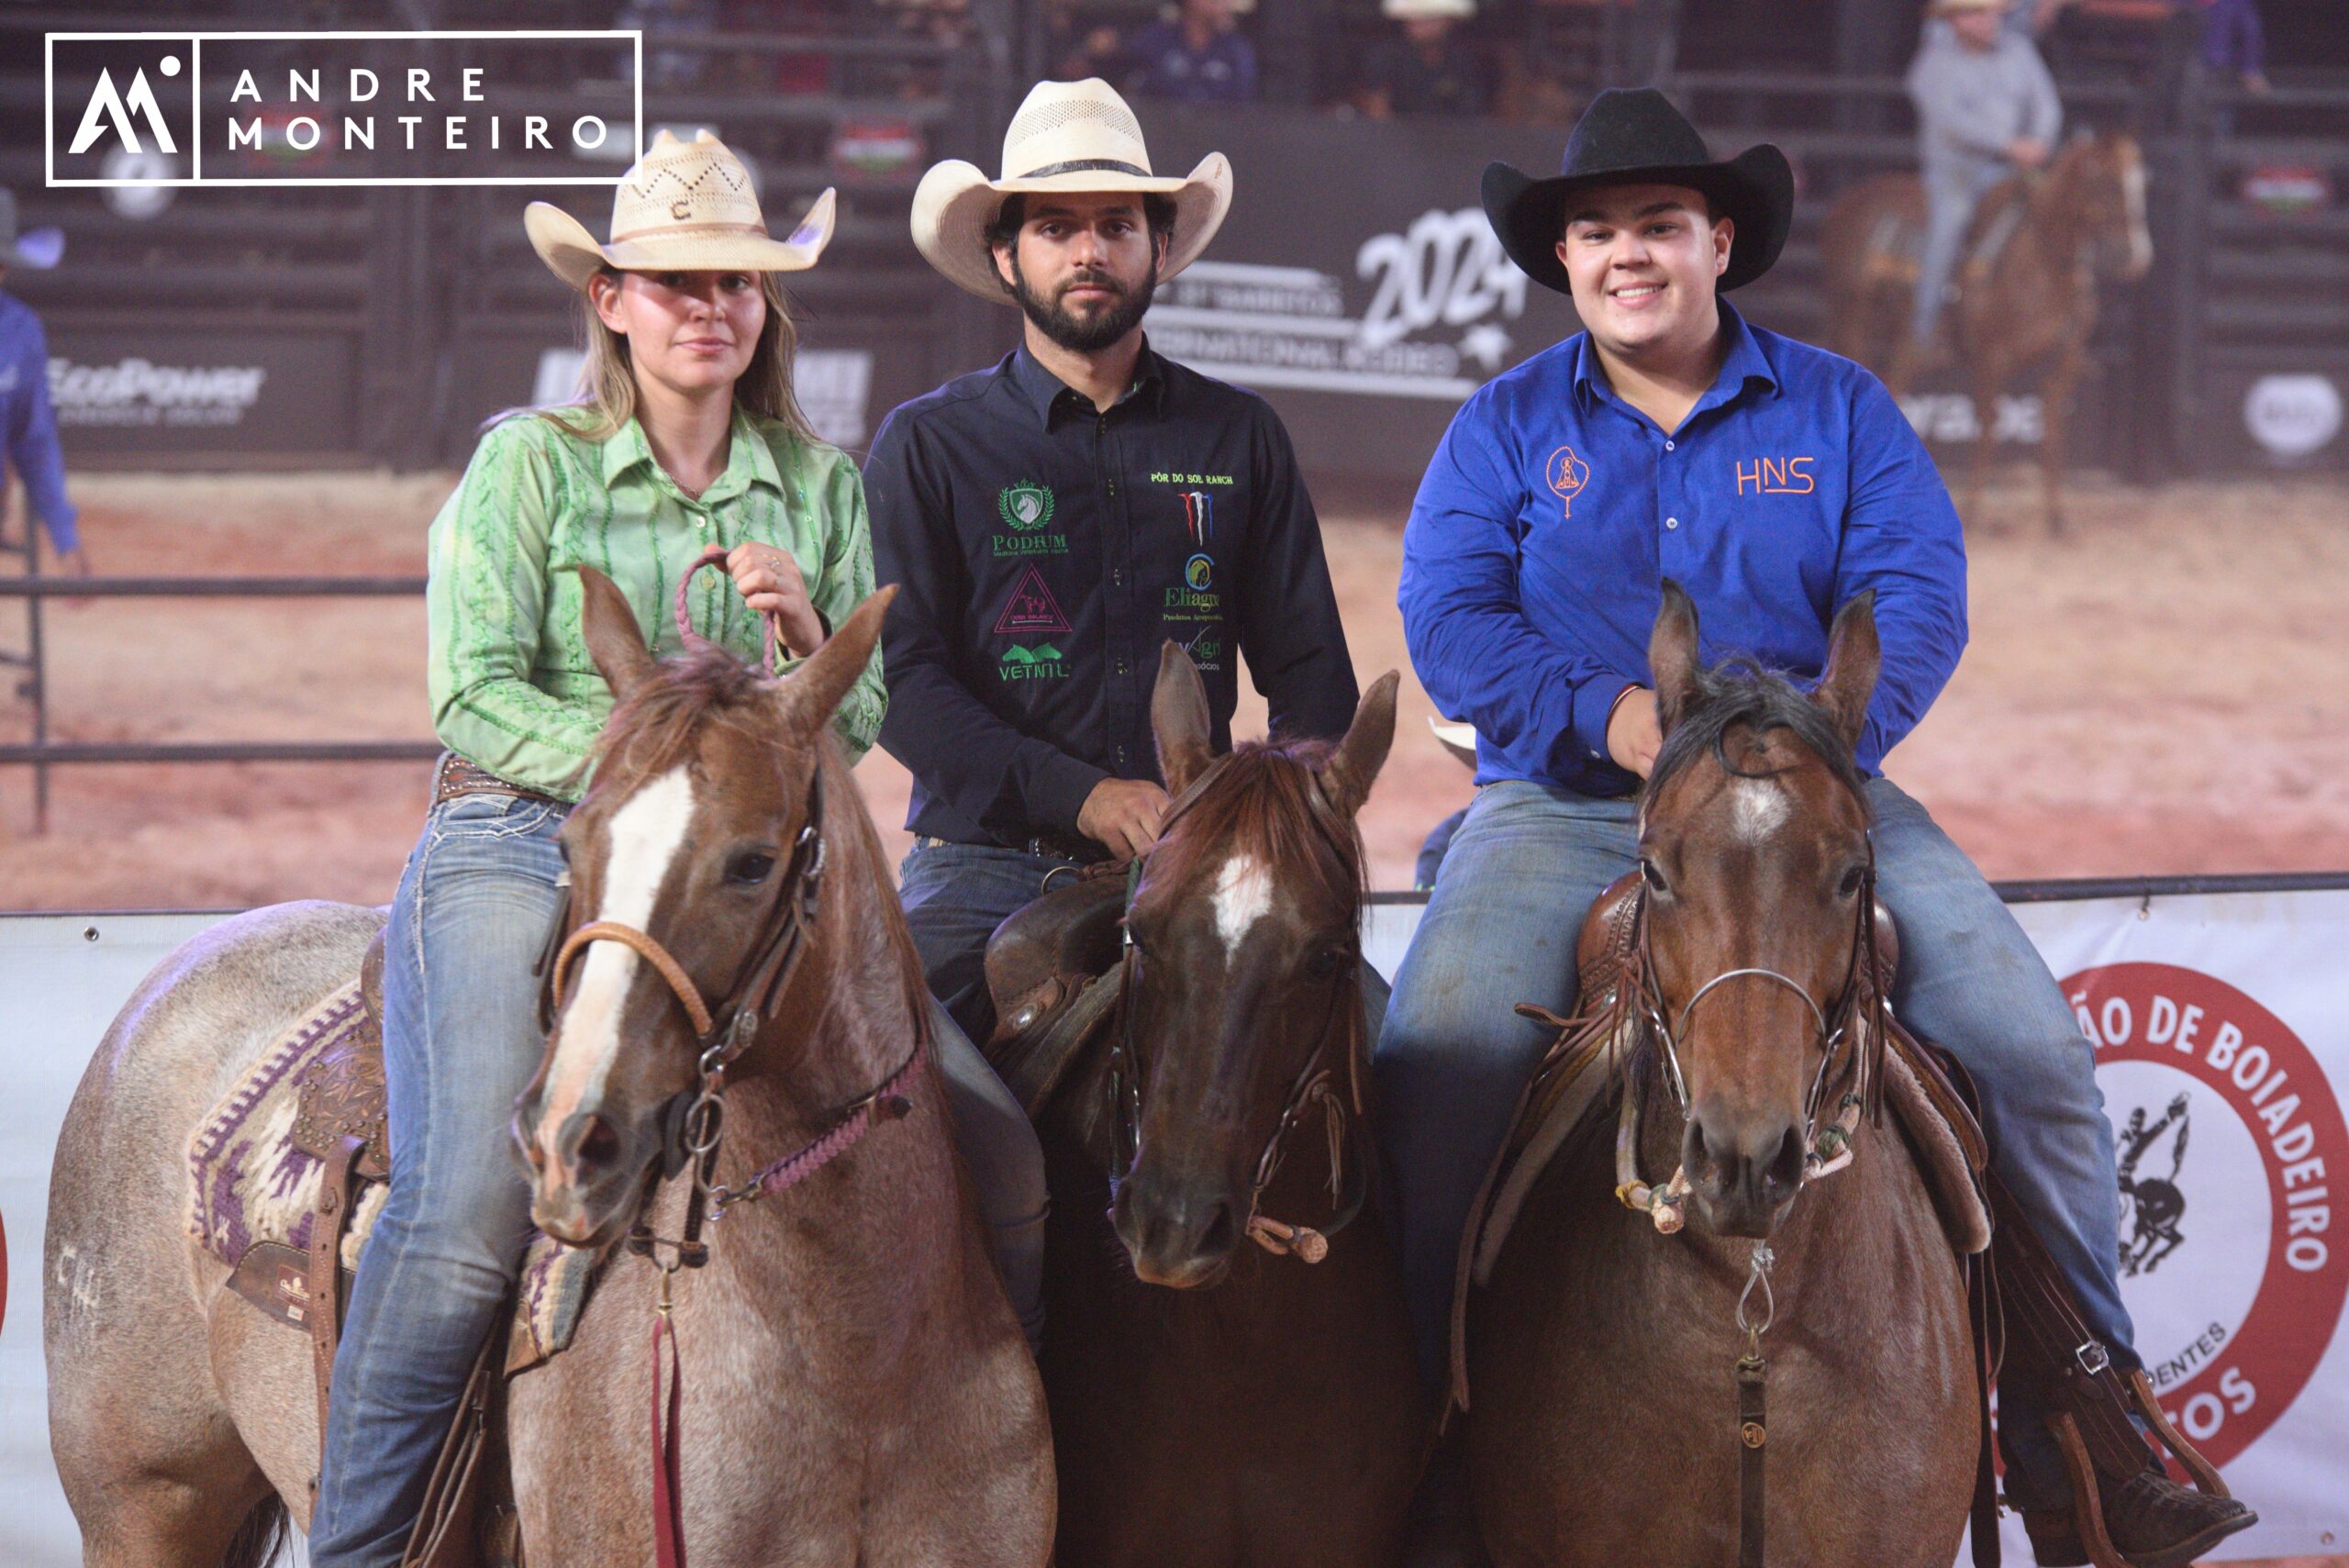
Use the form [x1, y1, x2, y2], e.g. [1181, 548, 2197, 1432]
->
[1, 569, 434, 833]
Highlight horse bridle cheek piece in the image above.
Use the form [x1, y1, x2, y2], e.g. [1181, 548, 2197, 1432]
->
[1103, 759, 1372, 1266]
[1608, 829, 1893, 1568]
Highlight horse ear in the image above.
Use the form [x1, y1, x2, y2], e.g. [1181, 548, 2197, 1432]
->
[578, 565, 657, 702]
[1649, 579, 1702, 736]
[1813, 589, 1881, 758]
[1319, 671, 1400, 821]
[1152, 640, 1214, 796]
[778, 585, 895, 737]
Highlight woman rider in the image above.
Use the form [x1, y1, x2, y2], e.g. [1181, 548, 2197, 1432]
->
[310, 129, 1048, 1566]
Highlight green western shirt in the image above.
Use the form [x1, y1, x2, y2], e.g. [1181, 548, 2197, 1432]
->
[426, 406, 885, 800]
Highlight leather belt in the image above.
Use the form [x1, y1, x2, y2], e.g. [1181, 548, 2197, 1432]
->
[918, 829, 1108, 864]
[432, 751, 566, 810]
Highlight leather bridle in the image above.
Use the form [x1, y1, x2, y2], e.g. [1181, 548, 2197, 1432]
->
[1102, 755, 1371, 1263]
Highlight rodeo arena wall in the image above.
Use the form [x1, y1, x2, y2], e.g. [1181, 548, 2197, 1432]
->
[4, 2, 2349, 1564]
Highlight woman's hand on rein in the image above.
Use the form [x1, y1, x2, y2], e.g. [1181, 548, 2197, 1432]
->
[725, 543, 826, 660]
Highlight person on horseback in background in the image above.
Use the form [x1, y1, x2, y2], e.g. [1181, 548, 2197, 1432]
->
[1906, 0, 2063, 362]
[862, 75, 1366, 1284]
[1381, 86, 2254, 1568]
[309, 130, 1033, 1567]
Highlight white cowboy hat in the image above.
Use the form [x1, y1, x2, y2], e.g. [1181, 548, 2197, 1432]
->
[1927, 0, 2011, 14]
[910, 78, 1231, 305]
[524, 128, 835, 291]
[1384, 0, 1474, 17]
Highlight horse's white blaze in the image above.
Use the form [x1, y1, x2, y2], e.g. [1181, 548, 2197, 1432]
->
[2122, 151, 2152, 274]
[1212, 853, 1275, 959]
[540, 765, 696, 1161]
[1730, 778, 1791, 843]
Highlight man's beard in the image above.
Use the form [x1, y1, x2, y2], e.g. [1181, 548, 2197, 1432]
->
[1008, 254, 1159, 352]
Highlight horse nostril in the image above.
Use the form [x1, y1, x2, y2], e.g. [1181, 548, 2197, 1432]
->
[1198, 1200, 1235, 1257]
[1766, 1126, 1807, 1197]
[1684, 1118, 1717, 1182]
[561, 1112, 622, 1172]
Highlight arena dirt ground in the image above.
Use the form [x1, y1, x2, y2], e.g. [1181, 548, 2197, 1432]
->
[2, 470, 2345, 1566]
[2, 466, 2343, 910]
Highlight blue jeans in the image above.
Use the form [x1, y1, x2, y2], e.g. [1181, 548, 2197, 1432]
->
[1914, 158, 2005, 345]
[313, 800, 1048, 1566]
[1377, 776, 2134, 1500]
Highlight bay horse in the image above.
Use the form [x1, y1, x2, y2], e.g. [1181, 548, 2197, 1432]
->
[1032, 644, 1426, 1568]
[1462, 585, 1978, 1566]
[44, 568, 1053, 1566]
[1820, 129, 2153, 532]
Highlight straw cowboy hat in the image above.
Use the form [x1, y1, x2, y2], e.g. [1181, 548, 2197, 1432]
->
[0, 189, 64, 271]
[1927, 0, 2011, 13]
[1384, 0, 1475, 18]
[524, 128, 836, 291]
[911, 78, 1232, 305]
[1482, 86, 1793, 295]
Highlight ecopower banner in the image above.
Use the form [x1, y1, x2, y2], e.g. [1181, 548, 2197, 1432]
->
[6, 885, 2349, 1562]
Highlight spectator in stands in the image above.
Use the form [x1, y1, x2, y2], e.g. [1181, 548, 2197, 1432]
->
[0, 190, 82, 575]
[1357, 0, 1492, 119]
[615, 0, 718, 89]
[1043, 0, 1130, 84]
[1905, 0, 2061, 357]
[2199, 0, 2269, 91]
[1126, 0, 1259, 104]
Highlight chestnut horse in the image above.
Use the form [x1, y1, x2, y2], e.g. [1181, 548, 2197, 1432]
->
[45, 570, 1053, 1566]
[1033, 645, 1427, 1568]
[1463, 586, 1977, 1566]
[1821, 130, 2153, 531]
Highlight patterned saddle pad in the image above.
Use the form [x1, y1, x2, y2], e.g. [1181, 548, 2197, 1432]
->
[185, 978, 601, 1371]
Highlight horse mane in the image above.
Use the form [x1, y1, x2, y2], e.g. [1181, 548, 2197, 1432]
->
[592, 640, 777, 794]
[591, 641, 926, 1015]
[1147, 738, 1366, 919]
[1642, 658, 1870, 815]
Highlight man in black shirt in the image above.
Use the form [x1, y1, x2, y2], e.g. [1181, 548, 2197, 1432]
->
[869, 77, 1359, 1041]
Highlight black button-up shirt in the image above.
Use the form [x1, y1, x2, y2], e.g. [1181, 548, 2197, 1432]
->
[864, 340, 1358, 847]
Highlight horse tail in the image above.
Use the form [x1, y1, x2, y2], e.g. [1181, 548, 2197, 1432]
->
[219, 1494, 291, 1568]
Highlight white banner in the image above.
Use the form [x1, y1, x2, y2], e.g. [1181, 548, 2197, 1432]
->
[6, 890, 2348, 1561]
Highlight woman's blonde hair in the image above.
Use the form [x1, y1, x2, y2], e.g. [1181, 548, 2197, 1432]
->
[534, 269, 817, 444]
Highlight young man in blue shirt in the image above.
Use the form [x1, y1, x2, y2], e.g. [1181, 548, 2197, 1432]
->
[1384, 89, 2252, 1565]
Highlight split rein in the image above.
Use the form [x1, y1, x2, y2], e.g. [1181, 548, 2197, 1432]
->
[1601, 842, 1897, 1568]
[1103, 757, 1371, 1265]
[533, 548, 924, 1568]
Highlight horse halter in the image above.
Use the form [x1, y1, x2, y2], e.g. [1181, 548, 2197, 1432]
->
[1104, 755, 1371, 1264]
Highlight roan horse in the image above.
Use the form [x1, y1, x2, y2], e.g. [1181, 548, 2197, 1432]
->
[45, 569, 1053, 1566]
[1820, 129, 2153, 532]
[1462, 585, 1979, 1566]
[1025, 644, 1426, 1568]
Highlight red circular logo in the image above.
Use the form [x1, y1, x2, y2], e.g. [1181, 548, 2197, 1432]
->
[2067, 962, 2349, 1468]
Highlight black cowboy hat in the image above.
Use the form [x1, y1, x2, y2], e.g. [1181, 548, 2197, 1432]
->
[1482, 87, 1793, 295]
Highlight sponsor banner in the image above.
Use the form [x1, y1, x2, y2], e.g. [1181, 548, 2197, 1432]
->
[47, 326, 360, 458]
[7, 886, 2348, 1561]
[1134, 105, 1580, 482]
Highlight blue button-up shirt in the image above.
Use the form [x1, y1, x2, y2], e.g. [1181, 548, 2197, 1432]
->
[0, 292, 78, 553]
[1398, 301, 1966, 796]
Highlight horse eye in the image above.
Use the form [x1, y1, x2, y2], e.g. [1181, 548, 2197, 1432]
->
[726, 850, 777, 885]
[1641, 859, 1669, 895]
[1839, 865, 1866, 898]
[1303, 944, 1350, 980]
